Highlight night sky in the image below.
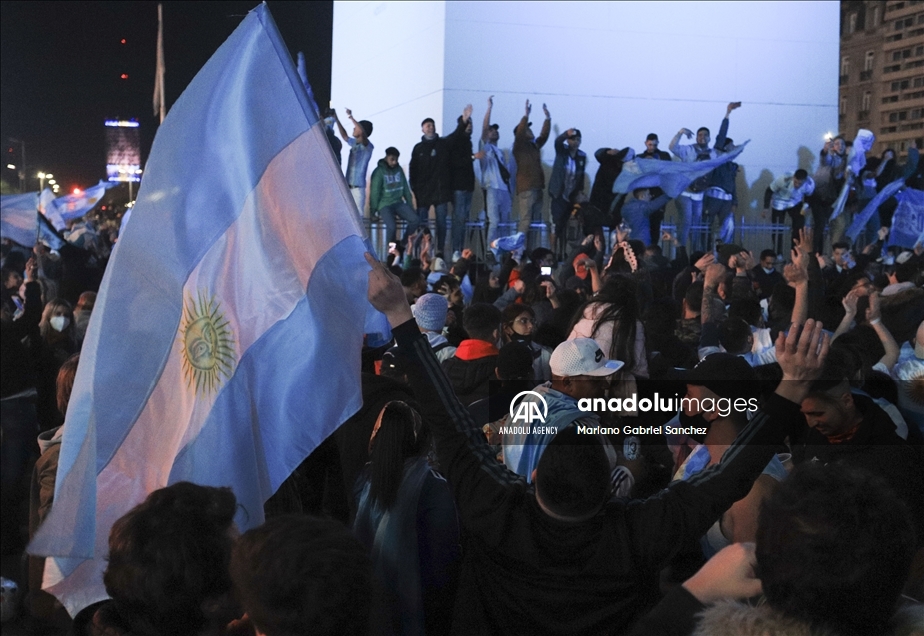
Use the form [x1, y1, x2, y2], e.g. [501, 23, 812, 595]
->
[0, 1, 333, 193]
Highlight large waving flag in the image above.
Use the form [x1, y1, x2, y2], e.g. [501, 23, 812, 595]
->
[29, 4, 387, 616]
[613, 143, 747, 198]
[0, 192, 39, 246]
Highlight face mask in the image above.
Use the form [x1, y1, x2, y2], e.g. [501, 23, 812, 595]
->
[511, 333, 533, 346]
[762, 267, 774, 275]
[49, 315, 70, 332]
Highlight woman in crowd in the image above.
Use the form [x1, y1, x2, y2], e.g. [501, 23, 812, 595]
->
[568, 273, 648, 379]
[500, 303, 552, 382]
[353, 401, 460, 635]
[35, 298, 77, 431]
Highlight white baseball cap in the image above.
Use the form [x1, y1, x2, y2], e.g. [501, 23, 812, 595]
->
[550, 338, 624, 377]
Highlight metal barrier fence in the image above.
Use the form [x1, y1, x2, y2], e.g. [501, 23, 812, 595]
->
[364, 217, 820, 265]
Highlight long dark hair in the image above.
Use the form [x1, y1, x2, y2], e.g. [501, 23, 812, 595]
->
[368, 401, 428, 510]
[570, 274, 639, 371]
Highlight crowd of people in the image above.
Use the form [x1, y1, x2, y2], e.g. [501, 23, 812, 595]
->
[322, 98, 923, 264]
[1, 101, 924, 634]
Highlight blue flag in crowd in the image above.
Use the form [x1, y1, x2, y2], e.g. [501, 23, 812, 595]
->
[0, 192, 39, 247]
[888, 188, 924, 249]
[29, 4, 389, 616]
[846, 178, 905, 241]
[613, 143, 748, 198]
[45, 181, 113, 226]
[37, 210, 67, 251]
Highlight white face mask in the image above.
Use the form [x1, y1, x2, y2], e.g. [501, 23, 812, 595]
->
[762, 267, 775, 275]
[49, 315, 70, 332]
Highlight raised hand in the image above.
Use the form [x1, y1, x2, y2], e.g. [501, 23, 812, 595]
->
[525, 100, 531, 116]
[694, 252, 716, 271]
[775, 319, 829, 384]
[542, 103, 550, 119]
[462, 103, 473, 122]
[365, 253, 413, 326]
[795, 227, 813, 255]
[783, 261, 808, 287]
[487, 95, 493, 108]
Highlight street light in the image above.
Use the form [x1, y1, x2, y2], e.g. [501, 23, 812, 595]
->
[48, 179, 56, 185]
[38, 171, 46, 190]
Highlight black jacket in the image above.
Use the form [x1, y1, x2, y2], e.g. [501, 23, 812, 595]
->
[441, 347, 498, 407]
[395, 318, 799, 635]
[445, 118, 475, 193]
[590, 147, 633, 212]
[789, 393, 924, 545]
[0, 281, 41, 398]
[410, 134, 451, 207]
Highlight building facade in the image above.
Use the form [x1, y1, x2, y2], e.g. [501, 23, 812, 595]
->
[840, 0, 924, 158]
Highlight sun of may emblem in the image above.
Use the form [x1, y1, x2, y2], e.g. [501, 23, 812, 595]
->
[180, 291, 236, 396]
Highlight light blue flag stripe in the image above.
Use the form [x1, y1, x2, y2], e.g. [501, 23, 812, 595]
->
[846, 179, 905, 241]
[0, 192, 39, 246]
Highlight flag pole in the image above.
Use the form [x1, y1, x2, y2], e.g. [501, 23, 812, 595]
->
[154, 4, 166, 125]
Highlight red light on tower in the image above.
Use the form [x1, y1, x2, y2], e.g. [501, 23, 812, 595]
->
[121, 38, 126, 44]
[120, 73, 128, 80]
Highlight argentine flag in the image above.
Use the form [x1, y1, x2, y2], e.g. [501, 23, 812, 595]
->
[29, 4, 387, 616]
[613, 143, 747, 198]
[45, 180, 113, 226]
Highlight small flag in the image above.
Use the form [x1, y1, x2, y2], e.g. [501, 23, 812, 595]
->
[45, 181, 112, 225]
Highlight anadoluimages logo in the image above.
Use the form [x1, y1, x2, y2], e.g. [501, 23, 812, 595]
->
[510, 391, 549, 425]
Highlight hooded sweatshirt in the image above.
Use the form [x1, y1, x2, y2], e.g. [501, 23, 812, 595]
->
[369, 158, 413, 213]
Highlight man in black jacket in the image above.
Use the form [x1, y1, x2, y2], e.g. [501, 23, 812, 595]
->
[548, 128, 587, 258]
[795, 365, 924, 543]
[410, 117, 451, 254]
[638, 133, 672, 245]
[365, 252, 830, 635]
[445, 104, 478, 259]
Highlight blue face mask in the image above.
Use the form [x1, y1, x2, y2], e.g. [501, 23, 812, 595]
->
[762, 266, 775, 275]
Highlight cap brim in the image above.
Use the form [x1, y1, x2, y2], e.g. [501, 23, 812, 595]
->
[584, 360, 625, 376]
